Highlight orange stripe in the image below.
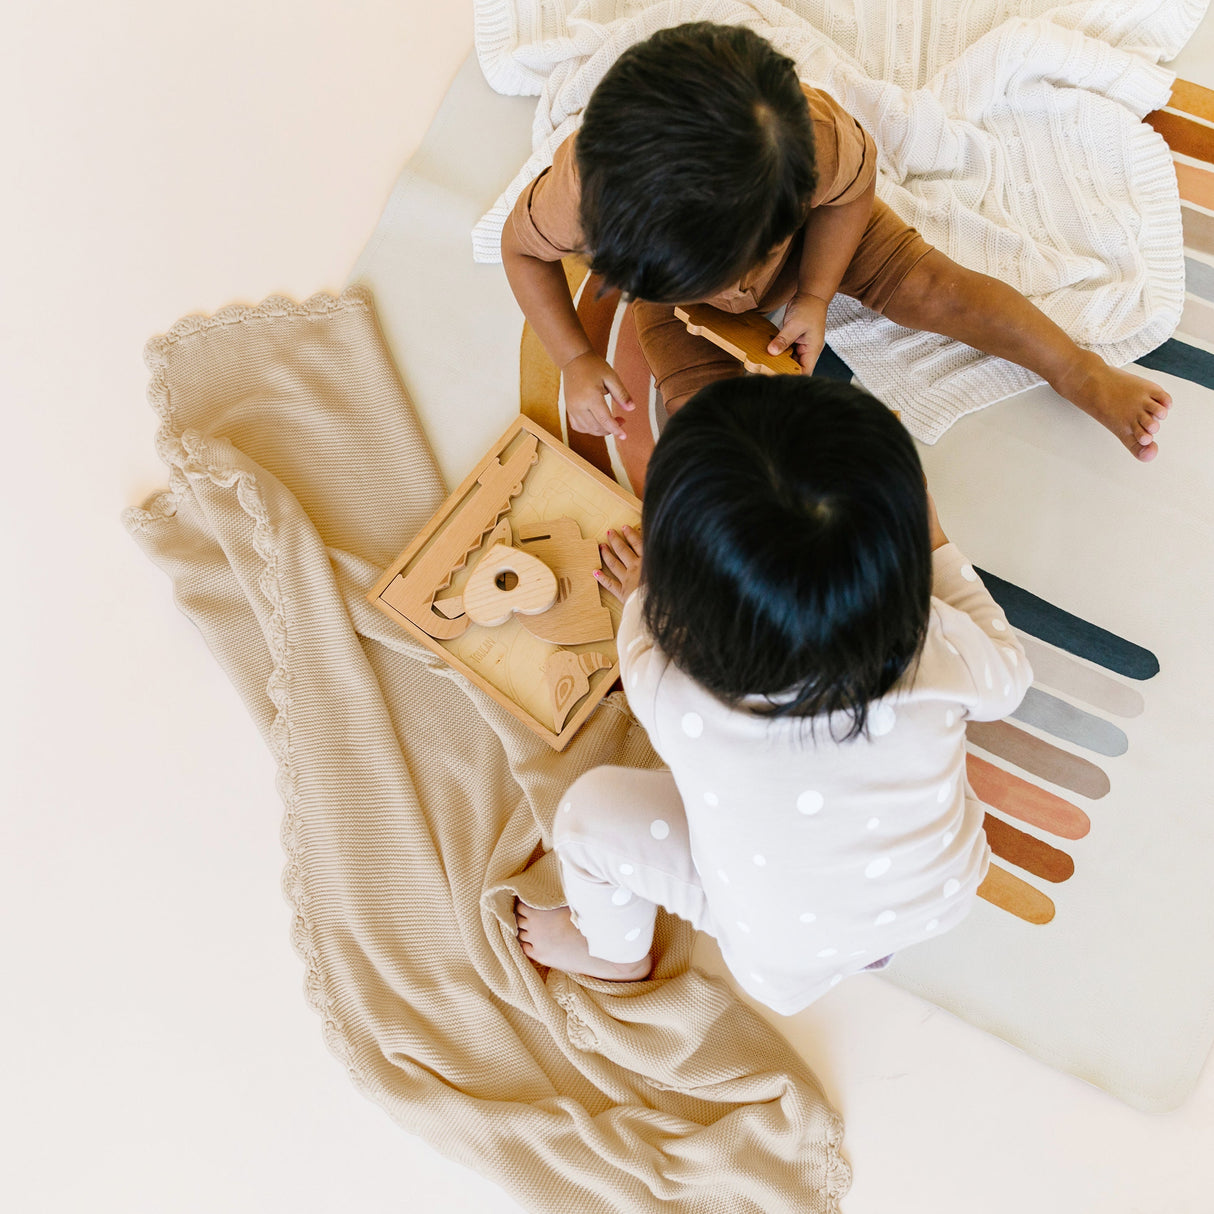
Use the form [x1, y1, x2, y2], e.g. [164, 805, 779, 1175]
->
[520, 322, 563, 440]
[978, 863, 1056, 925]
[1176, 161, 1214, 211]
[966, 753, 1092, 840]
[1169, 79, 1214, 126]
[1146, 109, 1214, 163]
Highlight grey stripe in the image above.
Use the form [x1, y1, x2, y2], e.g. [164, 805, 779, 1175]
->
[1010, 687, 1129, 757]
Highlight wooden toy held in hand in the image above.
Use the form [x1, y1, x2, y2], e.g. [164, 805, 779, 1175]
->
[674, 304, 802, 375]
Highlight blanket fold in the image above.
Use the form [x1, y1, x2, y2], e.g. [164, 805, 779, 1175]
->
[472, 0, 1206, 441]
[125, 286, 849, 1213]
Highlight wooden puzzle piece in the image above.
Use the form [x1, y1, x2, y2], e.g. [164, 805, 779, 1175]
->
[434, 519, 513, 620]
[462, 544, 559, 626]
[545, 650, 612, 731]
[516, 517, 615, 645]
[378, 434, 538, 639]
[674, 304, 801, 376]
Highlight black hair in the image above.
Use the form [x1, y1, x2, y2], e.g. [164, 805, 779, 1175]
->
[577, 22, 817, 304]
[640, 376, 932, 739]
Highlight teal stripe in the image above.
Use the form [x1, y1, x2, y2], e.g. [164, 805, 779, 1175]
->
[1136, 339, 1214, 390]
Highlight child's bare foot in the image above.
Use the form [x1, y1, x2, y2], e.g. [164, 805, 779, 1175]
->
[1054, 355, 1171, 462]
[515, 900, 652, 981]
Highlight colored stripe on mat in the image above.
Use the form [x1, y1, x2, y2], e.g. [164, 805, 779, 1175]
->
[974, 569, 1160, 680]
[1187, 256, 1214, 303]
[813, 343, 855, 382]
[1169, 79, 1214, 126]
[1136, 338, 1214, 389]
[1180, 295, 1214, 346]
[977, 862, 1055, 925]
[1011, 687, 1129, 757]
[966, 719, 1111, 799]
[1017, 635, 1143, 718]
[1177, 162, 1214, 212]
[1183, 206, 1214, 258]
[966, 753, 1092, 840]
[984, 813, 1074, 884]
[1147, 110, 1214, 161]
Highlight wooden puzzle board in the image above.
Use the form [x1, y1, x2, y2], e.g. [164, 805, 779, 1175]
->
[369, 416, 641, 749]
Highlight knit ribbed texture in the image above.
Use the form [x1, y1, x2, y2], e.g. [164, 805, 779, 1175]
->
[123, 287, 850, 1214]
[472, 0, 1204, 440]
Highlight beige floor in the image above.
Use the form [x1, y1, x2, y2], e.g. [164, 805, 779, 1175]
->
[4, 4, 1213, 1212]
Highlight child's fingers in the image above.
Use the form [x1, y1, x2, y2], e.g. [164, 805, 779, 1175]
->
[591, 396, 627, 440]
[593, 566, 623, 600]
[768, 327, 794, 356]
[603, 370, 635, 412]
[570, 398, 625, 439]
[607, 525, 643, 562]
[599, 539, 628, 578]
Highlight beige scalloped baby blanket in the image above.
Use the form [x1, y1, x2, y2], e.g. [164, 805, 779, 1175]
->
[123, 288, 850, 1213]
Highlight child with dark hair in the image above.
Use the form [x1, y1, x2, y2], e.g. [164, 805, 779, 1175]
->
[516, 377, 1031, 1012]
[501, 21, 1171, 461]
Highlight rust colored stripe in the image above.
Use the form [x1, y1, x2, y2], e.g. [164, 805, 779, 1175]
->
[966, 719, 1110, 800]
[983, 814, 1074, 884]
[1146, 109, 1214, 162]
[1176, 161, 1214, 212]
[611, 303, 658, 495]
[1182, 206, 1214, 259]
[966, 753, 1092, 840]
[1169, 79, 1214, 127]
[977, 863, 1056, 925]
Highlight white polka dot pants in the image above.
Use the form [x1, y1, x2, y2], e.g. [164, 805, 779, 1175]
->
[554, 766, 710, 965]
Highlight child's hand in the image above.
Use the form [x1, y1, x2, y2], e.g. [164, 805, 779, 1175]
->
[768, 292, 829, 372]
[595, 525, 643, 603]
[562, 351, 635, 440]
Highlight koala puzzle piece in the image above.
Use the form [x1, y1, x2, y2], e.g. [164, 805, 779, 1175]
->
[377, 434, 539, 639]
[674, 304, 801, 376]
[516, 517, 615, 645]
[546, 650, 613, 731]
[462, 544, 559, 626]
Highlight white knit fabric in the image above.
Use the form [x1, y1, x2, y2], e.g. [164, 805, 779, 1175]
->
[471, 0, 1206, 441]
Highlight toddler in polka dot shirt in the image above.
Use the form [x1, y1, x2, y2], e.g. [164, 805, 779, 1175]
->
[516, 376, 1032, 1013]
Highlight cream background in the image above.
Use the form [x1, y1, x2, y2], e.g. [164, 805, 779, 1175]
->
[4, 3, 1213, 1212]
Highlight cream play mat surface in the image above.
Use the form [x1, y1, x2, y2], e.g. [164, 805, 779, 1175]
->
[352, 49, 1214, 1110]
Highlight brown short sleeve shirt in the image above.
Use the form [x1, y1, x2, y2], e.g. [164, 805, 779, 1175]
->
[506, 84, 878, 310]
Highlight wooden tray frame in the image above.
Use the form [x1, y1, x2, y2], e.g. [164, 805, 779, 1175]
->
[368, 415, 642, 750]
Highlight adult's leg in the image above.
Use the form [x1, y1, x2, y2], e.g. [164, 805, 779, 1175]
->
[881, 248, 1171, 461]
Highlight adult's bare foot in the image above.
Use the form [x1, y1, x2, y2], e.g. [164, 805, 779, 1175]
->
[1055, 355, 1171, 461]
[515, 900, 652, 981]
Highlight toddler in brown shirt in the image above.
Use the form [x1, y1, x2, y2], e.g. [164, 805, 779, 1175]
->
[501, 22, 1171, 463]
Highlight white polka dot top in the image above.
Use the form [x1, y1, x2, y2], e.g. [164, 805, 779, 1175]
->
[617, 542, 1032, 1015]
